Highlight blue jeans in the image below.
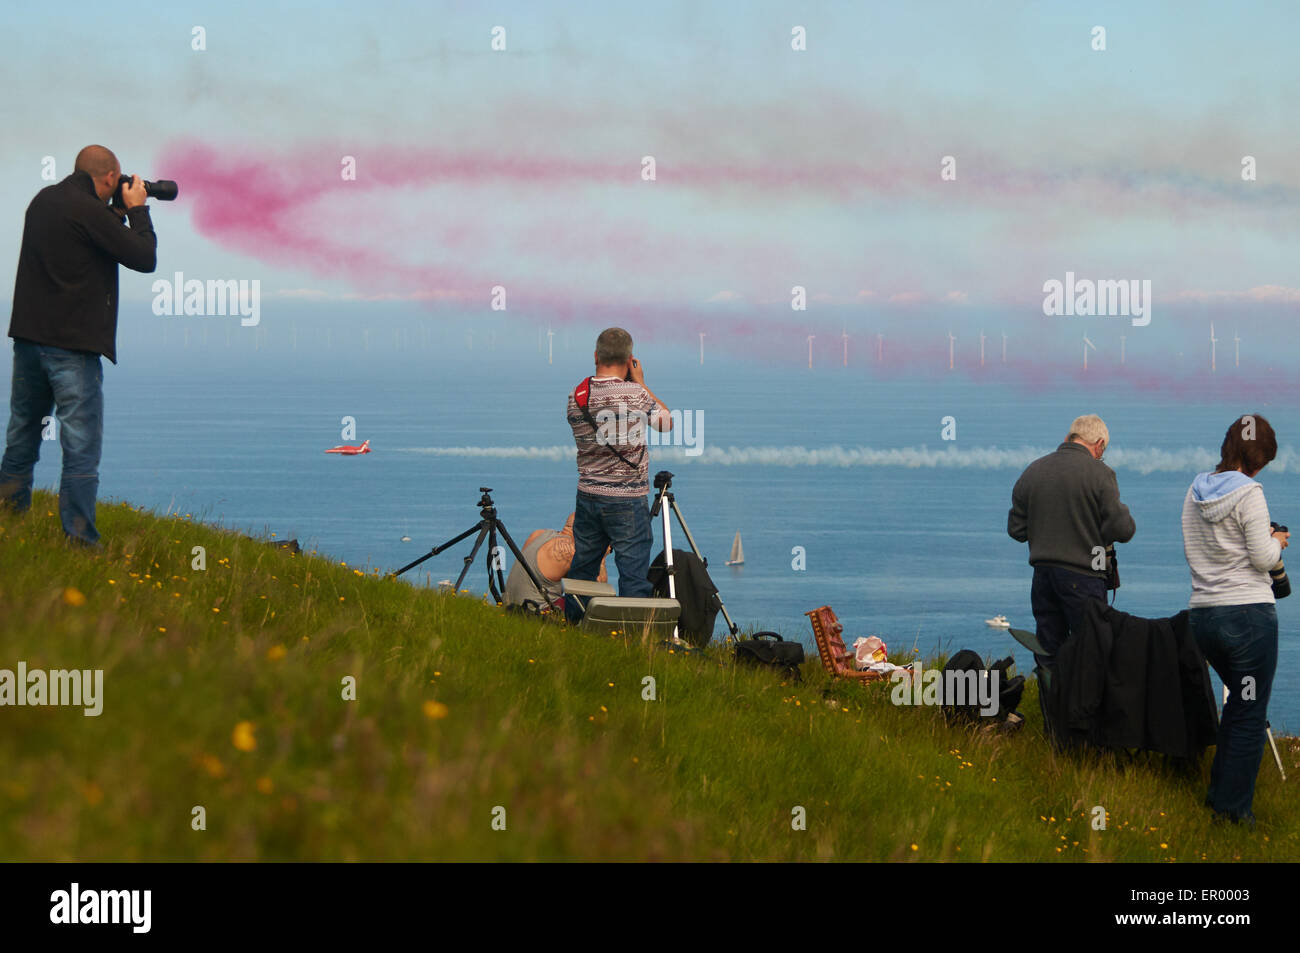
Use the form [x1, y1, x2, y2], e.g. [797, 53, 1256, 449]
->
[565, 490, 653, 622]
[0, 339, 104, 544]
[1030, 565, 1107, 661]
[1188, 603, 1278, 823]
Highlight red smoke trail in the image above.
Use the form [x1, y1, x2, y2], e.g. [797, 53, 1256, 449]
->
[156, 139, 1300, 399]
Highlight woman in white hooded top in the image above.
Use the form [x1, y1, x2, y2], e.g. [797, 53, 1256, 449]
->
[1181, 413, 1289, 826]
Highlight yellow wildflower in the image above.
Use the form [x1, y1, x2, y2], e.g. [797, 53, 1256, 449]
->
[232, 721, 257, 751]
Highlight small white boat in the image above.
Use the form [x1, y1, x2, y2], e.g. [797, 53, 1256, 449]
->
[725, 531, 744, 566]
[400, 535, 412, 542]
[985, 614, 1010, 628]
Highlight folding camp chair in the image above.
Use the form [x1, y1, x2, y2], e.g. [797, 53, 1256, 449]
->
[1008, 627, 1056, 738]
[805, 606, 890, 681]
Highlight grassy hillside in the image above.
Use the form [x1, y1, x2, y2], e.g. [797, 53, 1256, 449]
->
[1, 491, 1296, 861]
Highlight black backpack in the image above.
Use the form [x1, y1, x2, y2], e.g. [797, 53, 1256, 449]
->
[647, 548, 721, 647]
[942, 650, 1025, 722]
[734, 632, 805, 680]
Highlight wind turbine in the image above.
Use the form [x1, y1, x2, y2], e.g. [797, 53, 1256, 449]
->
[546, 326, 554, 365]
[842, 327, 849, 366]
[1234, 328, 1241, 369]
[947, 330, 956, 371]
[1210, 322, 1217, 373]
[699, 332, 705, 365]
[806, 335, 815, 369]
[876, 332, 883, 363]
[1083, 335, 1096, 371]
[1001, 332, 1007, 363]
[979, 329, 986, 367]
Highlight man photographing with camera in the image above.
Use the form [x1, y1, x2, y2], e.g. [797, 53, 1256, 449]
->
[564, 327, 672, 622]
[1007, 414, 1136, 667]
[0, 144, 157, 546]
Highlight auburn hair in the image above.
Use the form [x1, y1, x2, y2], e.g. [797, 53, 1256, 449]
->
[1215, 414, 1277, 476]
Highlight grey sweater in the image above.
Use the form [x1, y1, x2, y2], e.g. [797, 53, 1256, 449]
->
[1007, 442, 1136, 577]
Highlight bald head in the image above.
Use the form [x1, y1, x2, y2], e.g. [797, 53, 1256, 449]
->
[74, 145, 122, 201]
[75, 145, 119, 178]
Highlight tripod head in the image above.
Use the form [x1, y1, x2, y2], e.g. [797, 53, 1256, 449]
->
[650, 470, 674, 517]
[477, 487, 497, 518]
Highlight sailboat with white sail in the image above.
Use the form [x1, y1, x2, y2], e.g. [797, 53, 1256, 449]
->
[725, 531, 744, 566]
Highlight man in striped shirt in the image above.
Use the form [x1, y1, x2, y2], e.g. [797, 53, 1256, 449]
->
[564, 328, 672, 621]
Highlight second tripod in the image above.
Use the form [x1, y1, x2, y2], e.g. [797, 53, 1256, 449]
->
[650, 470, 739, 642]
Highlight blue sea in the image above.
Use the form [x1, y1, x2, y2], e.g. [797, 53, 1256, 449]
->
[6, 311, 1299, 732]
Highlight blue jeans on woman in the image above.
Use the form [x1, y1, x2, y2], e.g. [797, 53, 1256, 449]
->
[1188, 602, 1278, 824]
[565, 490, 653, 623]
[0, 339, 104, 545]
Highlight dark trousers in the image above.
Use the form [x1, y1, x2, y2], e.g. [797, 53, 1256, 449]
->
[0, 339, 104, 544]
[565, 490, 653, 623]
[1189, 603, 1278, 823]
[1030, 565, 1107, 661]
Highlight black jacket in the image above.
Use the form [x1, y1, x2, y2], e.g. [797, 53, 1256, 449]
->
[9, 170, 157, 363]
[1048, 601, 1219, 759]
[1008, 442, 1135, 577]
[648, 549, 721, 647]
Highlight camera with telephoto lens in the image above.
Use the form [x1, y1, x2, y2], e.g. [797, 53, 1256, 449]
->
[115, 175, 179, 202]
[1269, 522, 1290, 599]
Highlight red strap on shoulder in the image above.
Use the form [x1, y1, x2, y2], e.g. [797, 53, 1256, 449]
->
[574, 376, 592, 408]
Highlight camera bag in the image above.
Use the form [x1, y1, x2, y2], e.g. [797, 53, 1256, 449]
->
[735, 631, 805, 680]
[941, 650, 1025, 722]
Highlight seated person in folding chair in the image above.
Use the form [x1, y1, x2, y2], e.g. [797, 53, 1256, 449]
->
[503, 513, 608, 613]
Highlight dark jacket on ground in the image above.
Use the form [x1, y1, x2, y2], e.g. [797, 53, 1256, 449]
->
[1047, 601, 1219, 759]
[1007, 441, 1135, 577]
[9, 170, 157, 364]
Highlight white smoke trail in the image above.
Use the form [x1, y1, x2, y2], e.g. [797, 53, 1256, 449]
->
[396, 443, 1300, 474]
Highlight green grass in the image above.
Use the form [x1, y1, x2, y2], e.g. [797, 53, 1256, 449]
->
[1, 491, 1297, 861]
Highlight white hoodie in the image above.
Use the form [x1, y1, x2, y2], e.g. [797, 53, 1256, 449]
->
[1181, 470, 1281, 607]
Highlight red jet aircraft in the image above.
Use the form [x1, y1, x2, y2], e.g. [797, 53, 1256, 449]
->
[325, 439, 371, 455]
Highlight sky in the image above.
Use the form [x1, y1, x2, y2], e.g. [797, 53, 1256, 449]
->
[3, 1, 1299, 379]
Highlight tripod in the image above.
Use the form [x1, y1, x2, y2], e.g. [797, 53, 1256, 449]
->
[1221, 685, 1287, 781]
[650, 470, 739, 642]
[391, 487, 551, 609]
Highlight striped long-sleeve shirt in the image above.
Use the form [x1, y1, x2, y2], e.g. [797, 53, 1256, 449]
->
[1181, 470, 1281, 607]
